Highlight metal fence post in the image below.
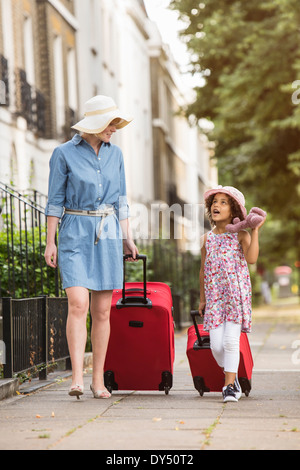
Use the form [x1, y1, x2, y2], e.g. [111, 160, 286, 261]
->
[2, 297, 13, 378]
[39, 295, 48, 380]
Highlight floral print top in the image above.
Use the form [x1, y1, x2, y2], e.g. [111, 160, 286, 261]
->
[203, 231, 252, 333]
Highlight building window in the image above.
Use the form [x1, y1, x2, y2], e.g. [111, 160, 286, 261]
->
[53, 35, 65, 137]
[0, 54, 9, 106]
[18, 68, 34, 126]
[66, 47, 77, 136]
[23, 14, 35, 86]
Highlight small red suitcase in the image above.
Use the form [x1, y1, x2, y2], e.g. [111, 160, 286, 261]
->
[104, 255, 174, 394]
[187, 310, 253, 397]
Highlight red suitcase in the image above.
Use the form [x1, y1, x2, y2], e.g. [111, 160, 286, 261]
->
[187, 310, 253, 397]
[104, 255, 175, 394]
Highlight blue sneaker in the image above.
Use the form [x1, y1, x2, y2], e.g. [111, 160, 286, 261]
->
[222, 384, 238, 402]
[234, 376, 242, 400]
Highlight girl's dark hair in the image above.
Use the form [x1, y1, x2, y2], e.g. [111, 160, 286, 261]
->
[205, 193, 245, 227]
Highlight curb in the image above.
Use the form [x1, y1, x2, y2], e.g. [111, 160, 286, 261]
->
[0, 379, 19, 401]
[0, 353, 93, 400]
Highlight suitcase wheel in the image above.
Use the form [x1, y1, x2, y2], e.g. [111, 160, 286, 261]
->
[239, 377, 252, 397]
[104, 370, 118, 393]
[193, 376, 209, 396]
[159, 371, 173, 394]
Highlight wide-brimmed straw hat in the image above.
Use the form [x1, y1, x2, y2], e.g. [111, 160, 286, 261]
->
[204, 185, 247, 218]
[72, 95, 133, 134]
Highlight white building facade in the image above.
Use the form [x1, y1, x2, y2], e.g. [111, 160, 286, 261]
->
[0, 0, 79, 199]
[0, 0, 217, 252]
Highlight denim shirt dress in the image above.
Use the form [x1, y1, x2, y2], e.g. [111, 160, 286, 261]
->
[45, 134, 130, 291]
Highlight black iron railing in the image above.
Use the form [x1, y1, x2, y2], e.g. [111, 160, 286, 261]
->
[2, 296, 69, 380]
[0, 183, 69, 380]
[0, 182, 63, 299]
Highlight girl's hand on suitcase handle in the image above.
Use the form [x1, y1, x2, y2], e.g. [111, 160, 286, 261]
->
[198, 301, 206, 317]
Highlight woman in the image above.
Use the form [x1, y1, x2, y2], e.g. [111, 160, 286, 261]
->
[44, 95, 138, 399]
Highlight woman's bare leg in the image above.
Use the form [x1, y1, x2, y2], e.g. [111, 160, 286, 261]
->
[90, 290, 113, 390]
[66, 286, 89, 387]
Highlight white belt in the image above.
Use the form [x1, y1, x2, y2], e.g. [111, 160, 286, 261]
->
[64, 207, 115, 244]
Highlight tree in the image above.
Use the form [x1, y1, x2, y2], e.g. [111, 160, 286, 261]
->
[170, 0, 300, 267]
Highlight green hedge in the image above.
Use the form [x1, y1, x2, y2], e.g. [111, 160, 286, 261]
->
[0, 225, 59, 298]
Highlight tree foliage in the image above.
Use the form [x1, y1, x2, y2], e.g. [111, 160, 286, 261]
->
[170, 0, 300, 267]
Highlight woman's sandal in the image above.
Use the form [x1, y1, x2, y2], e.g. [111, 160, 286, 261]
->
[90, 384, 111, 399]
[69, 384, 84, 400]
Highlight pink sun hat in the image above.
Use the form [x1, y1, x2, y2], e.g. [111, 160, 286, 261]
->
[204, 185, 247, 218]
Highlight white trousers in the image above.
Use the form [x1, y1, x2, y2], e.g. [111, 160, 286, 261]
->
[209, 322, 242, 373]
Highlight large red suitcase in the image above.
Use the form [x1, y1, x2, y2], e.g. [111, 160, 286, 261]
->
[104, 255, 174, 394]
[187, 310, 253, 397]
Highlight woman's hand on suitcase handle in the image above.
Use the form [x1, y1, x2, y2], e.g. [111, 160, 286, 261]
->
[198, 301, 206, 317]
[123, 237, 139, 261]
[121, 219, 139, 261]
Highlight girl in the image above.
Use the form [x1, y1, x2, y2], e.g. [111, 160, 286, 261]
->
[198, 185, 265, 402]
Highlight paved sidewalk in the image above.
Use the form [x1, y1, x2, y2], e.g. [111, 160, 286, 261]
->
[0, 301, 299, 451]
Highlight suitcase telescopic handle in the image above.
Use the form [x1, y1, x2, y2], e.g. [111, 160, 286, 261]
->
[190, 310, 204, 347]
[123, 254, 147, 302]
[118, 254, 152, 308]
